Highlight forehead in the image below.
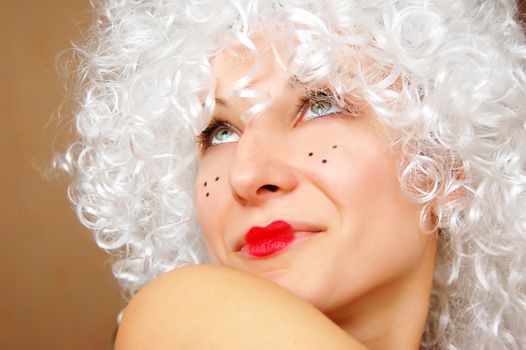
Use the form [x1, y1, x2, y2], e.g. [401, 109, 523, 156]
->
[209, 40, 332, 121]
[211, 39, 290, 100]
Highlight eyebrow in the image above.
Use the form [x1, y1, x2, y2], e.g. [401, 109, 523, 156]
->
[215, 97, 228, 107]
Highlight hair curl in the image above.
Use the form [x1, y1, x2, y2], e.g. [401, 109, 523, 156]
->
[57, 0, 526, 348]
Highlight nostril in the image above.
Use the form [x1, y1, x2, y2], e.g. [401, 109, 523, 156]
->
[259, 184, 278, 192]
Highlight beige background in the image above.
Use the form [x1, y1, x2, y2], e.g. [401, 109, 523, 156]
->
[1, 1, 123, 350]
[1, 1, 525, 350]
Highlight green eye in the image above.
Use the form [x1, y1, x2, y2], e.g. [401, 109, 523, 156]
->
[303, 96, 341, 121]
[211, 126, 239, 146]
[310, 100, 333, 115]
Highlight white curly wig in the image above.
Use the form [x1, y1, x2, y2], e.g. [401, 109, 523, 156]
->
[58, 0, 526, 348]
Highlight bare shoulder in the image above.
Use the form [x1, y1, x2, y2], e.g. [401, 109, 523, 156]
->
[115, 264, 367, 350]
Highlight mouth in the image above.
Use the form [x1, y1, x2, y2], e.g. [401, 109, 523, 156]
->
[235, 220, 325, 258]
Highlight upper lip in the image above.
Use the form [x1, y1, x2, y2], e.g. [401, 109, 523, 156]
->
[234, 219, 326, 251]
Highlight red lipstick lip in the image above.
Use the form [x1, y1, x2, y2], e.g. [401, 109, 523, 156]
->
[236, 220, 325, 257]
[245, 220, 294, 244]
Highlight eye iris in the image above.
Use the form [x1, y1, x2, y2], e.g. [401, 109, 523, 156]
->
[310, 100, 332, 115]
[215, 127, 232, 142]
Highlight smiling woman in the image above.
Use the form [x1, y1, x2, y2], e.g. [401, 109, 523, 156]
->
[58, 1, 526, 349]
[194, 45, 436, 338]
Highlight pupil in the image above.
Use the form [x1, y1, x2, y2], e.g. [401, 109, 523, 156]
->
[217, 128, 230, 140]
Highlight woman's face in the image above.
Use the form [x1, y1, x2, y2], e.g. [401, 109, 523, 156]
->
[194, 45, 436, 315]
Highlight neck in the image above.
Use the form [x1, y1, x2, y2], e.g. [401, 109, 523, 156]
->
[328, 237, 437, 350]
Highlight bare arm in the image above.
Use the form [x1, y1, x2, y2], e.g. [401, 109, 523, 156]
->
[115, 264, 367, 350]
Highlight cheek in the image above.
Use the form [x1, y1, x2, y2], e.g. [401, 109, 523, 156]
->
[294, 120, 400, 202]
[299, 124, 422, 245]
[195, 156, 233, 261]
[333, 144, 420, 237]
[332, 147, 426, 278]
[307, 142, 427, 301]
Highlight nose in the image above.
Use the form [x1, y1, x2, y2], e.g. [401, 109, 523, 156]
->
[228, 128, 298, 206]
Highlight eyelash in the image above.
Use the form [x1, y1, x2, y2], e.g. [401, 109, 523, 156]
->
[294, 92, 333, 125]
[195, 92, 346, 150]
[195, 119, 236, 149]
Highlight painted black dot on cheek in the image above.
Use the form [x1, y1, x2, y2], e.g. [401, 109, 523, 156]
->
[322, 159, 327, 164]
[332, 145, 338, 149]
[204, 181, 207, 187]
[206, 192, 210, 197]
[215, 176, 219, 181]
[308, 152, 314, 157]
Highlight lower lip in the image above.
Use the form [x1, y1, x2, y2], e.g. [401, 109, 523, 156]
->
[240, 231, 321, 258]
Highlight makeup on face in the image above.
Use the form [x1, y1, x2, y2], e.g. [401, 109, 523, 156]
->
[243, 220, 294, 257]
[195, 87, 349, 151]
[238, 220, 325, 258]
[203, 176, 221, 198]
[306, 144, 338, 164]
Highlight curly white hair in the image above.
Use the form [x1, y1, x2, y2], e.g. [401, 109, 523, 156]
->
[58, 0, 526, 348]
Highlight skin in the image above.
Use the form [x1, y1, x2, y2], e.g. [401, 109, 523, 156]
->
[194, 42, 437, 348]
[115, 264, 367, 350]
[116, 39, 438, 349]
